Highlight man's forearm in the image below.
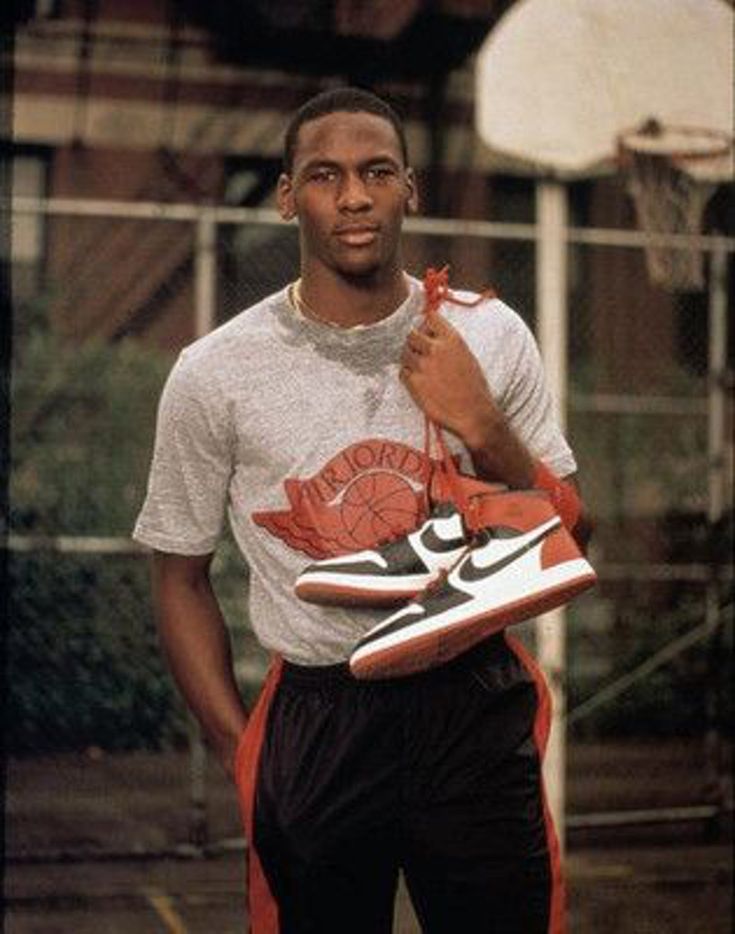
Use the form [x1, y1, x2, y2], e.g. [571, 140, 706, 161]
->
[462, 410, 593, 549]
[151, 553, 248, 777]
[461, 407, 536, 490]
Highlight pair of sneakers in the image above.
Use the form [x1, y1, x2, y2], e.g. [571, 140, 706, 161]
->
[294, 483, 597, 680]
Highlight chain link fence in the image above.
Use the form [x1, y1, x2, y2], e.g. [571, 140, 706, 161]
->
[6, 197, 733, 860]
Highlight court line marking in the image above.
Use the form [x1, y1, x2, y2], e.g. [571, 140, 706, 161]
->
[144, 887, 190, 934]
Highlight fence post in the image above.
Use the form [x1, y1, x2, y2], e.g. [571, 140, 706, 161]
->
[187, 207, 218, 848]
[535, 180, 569, 848]
[705, 245, 729, 822]
[195, 208, 216, 338]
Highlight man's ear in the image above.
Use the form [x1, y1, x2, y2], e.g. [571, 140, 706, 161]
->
[277, 173, 296, 220]
[404, 167, 419, 216]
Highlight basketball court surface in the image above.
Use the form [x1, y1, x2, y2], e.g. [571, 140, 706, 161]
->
[4, 843, 733, 933]
[5, 742, 732, 933]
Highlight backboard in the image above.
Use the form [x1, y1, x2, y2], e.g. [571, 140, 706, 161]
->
[474, 0, 734, 180]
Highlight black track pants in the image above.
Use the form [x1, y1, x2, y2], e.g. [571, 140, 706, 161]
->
[240, 634, 565, 934]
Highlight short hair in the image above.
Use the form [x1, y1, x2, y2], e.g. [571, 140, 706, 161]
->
[282, 87, 409, 175]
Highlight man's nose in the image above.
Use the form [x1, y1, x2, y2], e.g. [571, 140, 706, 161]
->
[337, 172, 372, 211]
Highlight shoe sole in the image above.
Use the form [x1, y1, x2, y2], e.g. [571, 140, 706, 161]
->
[350, 561, 597, 680]
[294, 575, 436, 608]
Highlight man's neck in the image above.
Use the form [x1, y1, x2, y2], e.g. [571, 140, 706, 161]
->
[297, 266, 410, 328]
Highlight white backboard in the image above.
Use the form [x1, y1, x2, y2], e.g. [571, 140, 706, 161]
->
[475, 0, 734, 179]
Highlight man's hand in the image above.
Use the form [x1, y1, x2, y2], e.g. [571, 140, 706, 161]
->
[400, 312, 496, 450]
[400, 313, 534, 488]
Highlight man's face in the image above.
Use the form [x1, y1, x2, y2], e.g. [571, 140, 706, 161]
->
[277, 111, 418, 280]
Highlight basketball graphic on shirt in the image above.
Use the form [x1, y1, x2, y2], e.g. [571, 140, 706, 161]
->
[252, 439, 434, 559]
[340, 471, 421, 548]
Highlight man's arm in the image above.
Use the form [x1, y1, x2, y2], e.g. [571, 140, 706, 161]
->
[151, 551, 248, 779]
[401, 312, 535, 488]
[400, 312, 592, 547]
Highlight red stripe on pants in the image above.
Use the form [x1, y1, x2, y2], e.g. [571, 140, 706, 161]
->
[235, 656, 284, 934]
[506, 635, 567, 934]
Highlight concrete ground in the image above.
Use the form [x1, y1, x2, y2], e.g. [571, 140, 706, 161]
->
[4, 841, 734, 933]
[4, 741, 732, 932]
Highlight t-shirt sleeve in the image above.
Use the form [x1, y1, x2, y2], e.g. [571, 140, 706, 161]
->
[132, 352, 234, 554]
[493, 308, 577, 478]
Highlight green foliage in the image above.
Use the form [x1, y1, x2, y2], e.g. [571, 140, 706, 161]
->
[569, 410, 709, 531]
[10, 296, 173, 535]
[563, 363, 730, 740]
[567, 591, 733, 739]
[7, 295, 191, 752]
[7, 551, 189, 753]
[567, 361, 709, 528]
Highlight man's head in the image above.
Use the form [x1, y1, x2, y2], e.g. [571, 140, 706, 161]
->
[282, 87, 409, 176]
[278, 87, 417, 282]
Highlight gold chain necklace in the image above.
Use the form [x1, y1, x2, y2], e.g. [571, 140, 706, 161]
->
[290, 277, 410, 329]
[291, 280, 354, 330]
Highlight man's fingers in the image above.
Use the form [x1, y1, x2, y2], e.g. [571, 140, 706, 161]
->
[399, 359, 416, 385]
[406, 328, 434, 355]
[421, 311, 454, 337]
[401, 345, 422, 376]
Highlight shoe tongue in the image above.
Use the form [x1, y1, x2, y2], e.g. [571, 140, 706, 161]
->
[472, 528, 493, 547]
[472, 525, 518, 544]
[431, 501, 459, 518]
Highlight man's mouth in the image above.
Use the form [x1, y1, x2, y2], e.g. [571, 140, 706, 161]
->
[334, 224, 379, 246]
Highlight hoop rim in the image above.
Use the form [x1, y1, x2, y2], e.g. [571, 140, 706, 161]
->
[618, 121, 733, 163]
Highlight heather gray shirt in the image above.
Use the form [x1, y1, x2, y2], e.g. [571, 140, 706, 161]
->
[133, 276, 576, 665]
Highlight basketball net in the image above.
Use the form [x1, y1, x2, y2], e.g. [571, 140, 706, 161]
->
[618, 121, 732, 292]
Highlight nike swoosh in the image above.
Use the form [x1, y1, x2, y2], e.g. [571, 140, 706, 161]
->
[457, 519, 561, 584]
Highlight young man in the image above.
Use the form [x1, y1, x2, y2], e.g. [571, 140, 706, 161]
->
[134, 87, 587, 933]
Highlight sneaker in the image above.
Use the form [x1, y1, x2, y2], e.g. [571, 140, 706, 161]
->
[294, 501, 471, 607]
[349, 490, 596, 679]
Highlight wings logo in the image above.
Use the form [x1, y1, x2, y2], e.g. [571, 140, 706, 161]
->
[252, 439, 441, 559]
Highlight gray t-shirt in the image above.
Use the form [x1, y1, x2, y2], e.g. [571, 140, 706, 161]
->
[133, 276, 576, 665]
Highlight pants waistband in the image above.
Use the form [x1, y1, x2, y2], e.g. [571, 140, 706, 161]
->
[280, 633, 508, 689]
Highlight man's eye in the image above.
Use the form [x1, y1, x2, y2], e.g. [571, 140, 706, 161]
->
[311, 169, 337, 182]
[366, 166, 395, 181]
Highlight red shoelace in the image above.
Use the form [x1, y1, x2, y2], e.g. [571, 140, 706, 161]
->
[419, 266, 497, 531]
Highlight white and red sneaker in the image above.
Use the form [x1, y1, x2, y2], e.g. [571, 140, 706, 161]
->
[294, 501, 470, 607]
[349, 490, 596, 679]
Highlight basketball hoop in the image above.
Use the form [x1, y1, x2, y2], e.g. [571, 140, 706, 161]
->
[618, 120, 733, 291]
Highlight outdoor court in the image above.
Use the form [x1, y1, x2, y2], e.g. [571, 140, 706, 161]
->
[5, 741, 732, 933]
[4, 842, 733, 933]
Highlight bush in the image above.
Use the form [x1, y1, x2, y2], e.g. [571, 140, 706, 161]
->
[7, 551, 188, 753]
[567, 591, 733, 739]
[10, 301, 173, 535]
[7, 296, 192, 752]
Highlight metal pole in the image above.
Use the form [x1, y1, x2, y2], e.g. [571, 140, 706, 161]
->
[187, 208, 218, 847]
[195, 208, 216, 338]
[535, 180, 569, 847]
[705, 246, 728, 818]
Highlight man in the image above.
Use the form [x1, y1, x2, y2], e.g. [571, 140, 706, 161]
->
[134, 87, 588, 933]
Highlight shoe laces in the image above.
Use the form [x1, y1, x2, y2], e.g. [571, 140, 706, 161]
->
[415, 538, 477, 603]
[422, 265, 495, 317]
[355, 268, 495, 552]
[419, 266, 497, 532]
[417, 565, 452, 603]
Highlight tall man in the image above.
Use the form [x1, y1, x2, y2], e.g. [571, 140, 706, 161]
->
[134, 86, 588, 933]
